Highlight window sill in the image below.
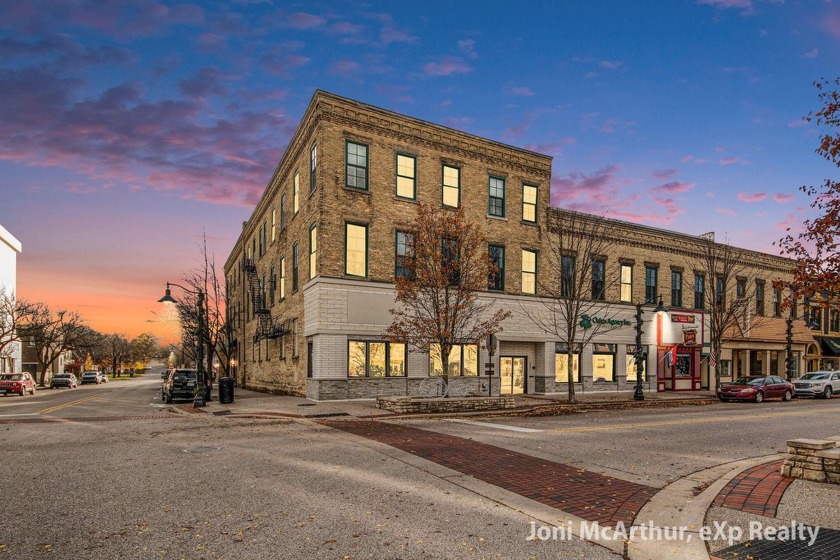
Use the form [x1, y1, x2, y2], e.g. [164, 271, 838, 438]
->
[487, 214, 508, 221]
[521, 220, 539, 227]
[344, 186, 371, 195]
[394, 196, 418, 204]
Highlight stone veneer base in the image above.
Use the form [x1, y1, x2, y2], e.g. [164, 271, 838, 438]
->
[376, 396, 516, 414]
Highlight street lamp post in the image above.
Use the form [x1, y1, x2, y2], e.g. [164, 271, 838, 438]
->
[634, 296, 669, 401]
[158, 282, 209, 407]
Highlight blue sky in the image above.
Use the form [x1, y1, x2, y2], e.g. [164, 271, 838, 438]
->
[0, 0, 836, 337]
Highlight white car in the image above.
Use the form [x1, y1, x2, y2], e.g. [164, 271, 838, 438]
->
[793, 371, 840, 399]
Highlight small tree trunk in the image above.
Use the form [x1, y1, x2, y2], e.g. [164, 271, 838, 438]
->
[566, 351, 576, 404]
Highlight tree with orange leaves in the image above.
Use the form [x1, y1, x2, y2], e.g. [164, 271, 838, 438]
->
[385, 203, 510, 389]
[778, 78, 840, 304]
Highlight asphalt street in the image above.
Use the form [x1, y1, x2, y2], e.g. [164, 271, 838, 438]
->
[1, 370, 838, 559]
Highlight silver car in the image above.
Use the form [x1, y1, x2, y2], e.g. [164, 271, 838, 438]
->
[793, 371, 840, 399]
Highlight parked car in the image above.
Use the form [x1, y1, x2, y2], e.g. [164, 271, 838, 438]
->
[717, 375, 794, 403]
[793, 371, 840, 399]
[50, 373, 78, 389]
[0, 372, 36, 396]
[80, 371, 102, 385]
[161, 368, 173, 379]
[161, 368, 198, 403]
[97, 372, 109, 384]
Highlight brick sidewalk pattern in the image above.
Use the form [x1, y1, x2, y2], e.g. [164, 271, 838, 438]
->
[323, 420, 657, 528]
[713, 459, 794, 517]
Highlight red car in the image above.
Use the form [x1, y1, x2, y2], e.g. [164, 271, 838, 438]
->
[717, 375, 794, 403]
[0, 372, 36, 396]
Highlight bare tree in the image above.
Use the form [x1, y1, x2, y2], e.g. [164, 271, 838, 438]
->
[19, 305, 88, 385]
[103, 334, 131, 377]
[385, 204, 510, 387]
[66, 326, 106, 374]
[0, 288, 36, 369]
[526, 210, 627, 404]
[129, 332, 159, 374]
[694, 235, 767, 389]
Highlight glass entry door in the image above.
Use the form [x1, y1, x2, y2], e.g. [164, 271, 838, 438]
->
[500, 356, 527, 395]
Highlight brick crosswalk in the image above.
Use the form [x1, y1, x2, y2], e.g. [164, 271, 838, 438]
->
[713, 459, 794, 517]
[322, 419, 657, 528]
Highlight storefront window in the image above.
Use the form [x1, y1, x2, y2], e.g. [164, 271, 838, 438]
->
[430, 343, 478, 376]
[592, 343, 616, 382]
[625, 345, 647, 381]
[555, 343, 580, 383]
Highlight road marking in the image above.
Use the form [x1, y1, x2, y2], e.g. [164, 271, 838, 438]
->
[37, 393, 106, 414]
[0, 413, 39, 418]
[446, 419, 544, 433]
[543, 407, 831, 434]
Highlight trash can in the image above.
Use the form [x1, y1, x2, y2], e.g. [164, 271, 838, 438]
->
[219, 377, 234, 404]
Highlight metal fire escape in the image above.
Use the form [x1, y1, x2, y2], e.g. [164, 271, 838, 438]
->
[241, 257, 290, 342]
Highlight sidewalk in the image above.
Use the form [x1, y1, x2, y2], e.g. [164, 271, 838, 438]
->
[195, 384, 717, 419]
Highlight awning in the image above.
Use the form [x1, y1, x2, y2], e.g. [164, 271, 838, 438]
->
[817, 337, 840, 356]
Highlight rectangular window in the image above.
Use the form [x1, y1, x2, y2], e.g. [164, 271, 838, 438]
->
[271, 207, 276, 242]
[346, 141, 368, 190]
[830, 309, 839, 332]
[309, 224, 317, 280]
[561, 255, 575, 298]
[522, 184, 538, 223]
[592, 343, 616, 382]
[488, 176, 505, 217]
[429, 344, 478, 377]
[347, 341, 406, 377]
[620, 264, 633, 303]
[755, 282, 764, 315]
[671, 270, 682, 308]
[269, 264, 276, 305]
[773, 288, 781, 317]
[736, 278, 746, 299]
[489, 245, 505, 291]
[442, 165, 460, 208]
[396, 154, 416, 199]
[293, 172, 300, 215]
[716, 276, 725, 307]
[280, 193, 286, 231]
[645, 266, 658, 304]
[625, 345, 647, 381]
[345, 223, 368, 277]
[442, 237, 460, 286]
[310, 144, 317, 193]
[395, 230, 414, 279]
[790, 290, 797, 319]
[694, 274, 705, 310]
[279, 257, 286, 300]
[292, 243, 299, 292]
[259, 220, 266, 256]
[522, 249, 537, 295]
[555, 343, 580, 383]
[591, 259, 605, 300]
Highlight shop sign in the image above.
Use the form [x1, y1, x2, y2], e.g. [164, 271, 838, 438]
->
[670, 314, 696, 324]
[683, 329, 697, 345]
[579, 314, 632, 330]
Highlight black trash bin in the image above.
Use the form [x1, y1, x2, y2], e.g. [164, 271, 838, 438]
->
[219, 377, 234, 404]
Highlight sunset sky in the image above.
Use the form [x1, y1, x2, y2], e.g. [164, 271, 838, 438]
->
[1, 0, 837, 342]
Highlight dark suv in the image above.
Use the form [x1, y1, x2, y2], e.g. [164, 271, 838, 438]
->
[161, 369, 198, 403]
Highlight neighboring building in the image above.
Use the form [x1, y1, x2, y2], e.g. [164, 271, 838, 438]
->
[225, 91, 815, 400]
[0, 223, 22, 374]
[803, 294, 840, 372]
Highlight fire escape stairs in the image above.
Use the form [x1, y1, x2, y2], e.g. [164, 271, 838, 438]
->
[241, 257, 290, 342]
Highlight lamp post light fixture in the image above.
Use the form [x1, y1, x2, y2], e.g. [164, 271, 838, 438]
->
[158, 282, 209, 407]
[634, 295, 669, 401]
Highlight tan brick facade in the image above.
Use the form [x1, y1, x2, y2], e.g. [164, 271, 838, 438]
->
[225, 91, 819, 399]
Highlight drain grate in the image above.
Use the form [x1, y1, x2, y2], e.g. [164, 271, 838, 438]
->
[715, 527, 840, 559]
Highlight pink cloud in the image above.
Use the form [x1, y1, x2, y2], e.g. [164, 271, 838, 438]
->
[329, 60, 360, 75]
[653, 168, 677, 180]
[719, 157, 741, 165]
[738, 192, 767, 202]
[653, 181, 696, 194]
[284, 12, 326, 30]
[717, 207, 737, 215]
[773, 193, 794, 203]
[522, 137, 576, 156]
[458, 39, 478, 59]
[423, 56, 472, 77]
[599, 60, 623, 70]
[787, 119, 808, 128]
[551, 165, 620, 206]
[261, 53, 310, 77]
[822, 15, 840, 39]
[803, 48, 819, 59]
[511, 86, 535, 97]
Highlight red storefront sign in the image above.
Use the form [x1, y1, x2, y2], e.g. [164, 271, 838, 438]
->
[683, 329, 697, 345]
[670, 314, 696, 324]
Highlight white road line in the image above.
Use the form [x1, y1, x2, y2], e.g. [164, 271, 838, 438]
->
[446, 419, 543, 433]
[0, 413, 40, 417]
